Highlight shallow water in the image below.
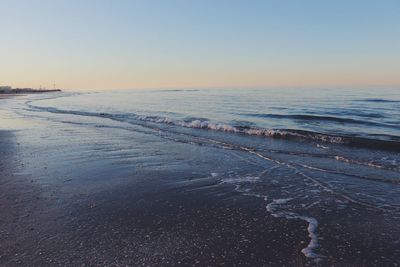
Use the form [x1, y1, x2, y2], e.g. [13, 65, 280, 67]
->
[3, 88, 400, 265]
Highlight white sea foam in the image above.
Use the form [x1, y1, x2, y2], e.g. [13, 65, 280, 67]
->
[316, 144, 329, 149]
[299, 216, 320, 259]
[221, 176, 260, 184]
[221, 174, 323, 262]
[336, 155, 379, 168]
[266, 198, 322, 260]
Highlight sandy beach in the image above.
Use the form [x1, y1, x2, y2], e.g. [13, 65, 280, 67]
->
[0, 124, 307, 266]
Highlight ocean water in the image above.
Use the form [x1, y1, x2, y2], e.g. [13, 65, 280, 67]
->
[7, 88, 400, 263]
[27, 88, 400, 147]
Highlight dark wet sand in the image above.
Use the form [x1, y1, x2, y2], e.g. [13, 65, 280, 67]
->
[0, 130, 311, 266]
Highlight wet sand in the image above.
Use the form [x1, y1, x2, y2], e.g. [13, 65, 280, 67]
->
[0, 129, 310, 266]
[0, 131, 45, 265]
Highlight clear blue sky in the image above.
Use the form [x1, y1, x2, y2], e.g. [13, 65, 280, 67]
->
[1, 0, 399, 89]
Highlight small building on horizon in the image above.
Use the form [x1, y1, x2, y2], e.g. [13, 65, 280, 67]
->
[0, 86, 13, 93]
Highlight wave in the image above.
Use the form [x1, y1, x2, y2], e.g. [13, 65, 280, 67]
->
[27, 104, 400, 152]
[241, 113, 397, 129]
[355, 98, 400, 103]
[243, 113, 363, 123]
[323, 110, 385, 119]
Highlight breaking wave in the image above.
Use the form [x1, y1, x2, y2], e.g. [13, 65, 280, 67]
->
[27, 103, 400, 152]
[241, 113, 396, 129]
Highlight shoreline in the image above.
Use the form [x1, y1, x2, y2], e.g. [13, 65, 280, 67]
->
[0, 116, 309, 266]
[0, 94, 22, 99]
[1, 96, 399, 266]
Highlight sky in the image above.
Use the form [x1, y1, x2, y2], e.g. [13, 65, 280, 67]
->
[1, 0, 400, 90]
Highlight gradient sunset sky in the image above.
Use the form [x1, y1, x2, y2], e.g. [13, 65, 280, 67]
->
[1, 0, 399, 90]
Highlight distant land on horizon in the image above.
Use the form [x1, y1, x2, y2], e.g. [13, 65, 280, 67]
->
[0, 86, 61, 94]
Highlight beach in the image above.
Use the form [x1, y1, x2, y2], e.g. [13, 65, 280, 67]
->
[0, 112, 308, 266]
[0, 116, 308, 266]
[1, 90, 400, 266]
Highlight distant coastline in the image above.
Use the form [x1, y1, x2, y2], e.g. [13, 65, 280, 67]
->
[0, 86, 61, 94]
